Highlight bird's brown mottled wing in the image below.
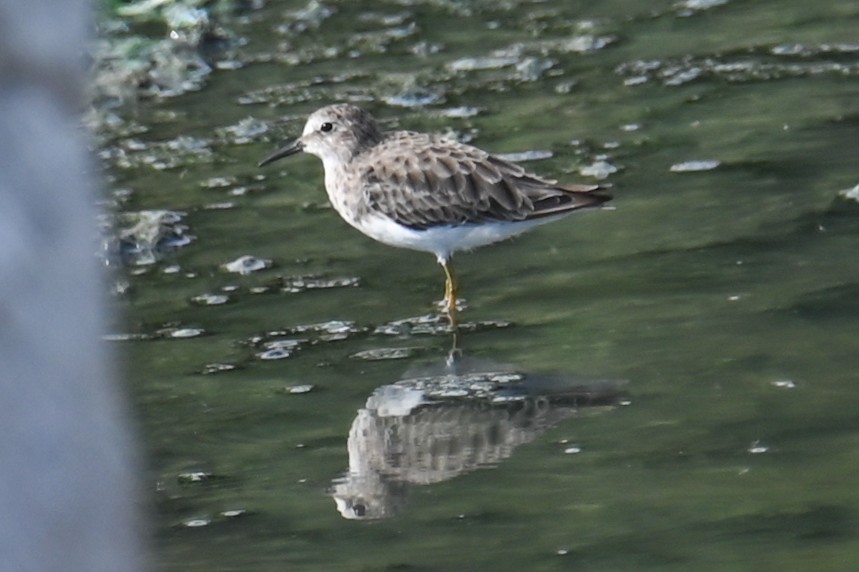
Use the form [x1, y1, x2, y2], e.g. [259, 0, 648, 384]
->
[359, 132, 611, 230]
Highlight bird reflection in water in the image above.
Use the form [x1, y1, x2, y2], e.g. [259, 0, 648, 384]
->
[330, 344, 623, 520]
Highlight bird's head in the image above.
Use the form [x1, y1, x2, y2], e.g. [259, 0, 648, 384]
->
[259, 104, 382, 168]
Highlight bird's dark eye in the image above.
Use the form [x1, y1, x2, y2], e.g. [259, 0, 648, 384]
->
[320, 122, 333, 133]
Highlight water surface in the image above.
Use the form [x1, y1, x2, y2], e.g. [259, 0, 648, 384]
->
[100, 0, 859, 570]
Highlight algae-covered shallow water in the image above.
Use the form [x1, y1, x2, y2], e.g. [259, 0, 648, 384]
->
[99, 0, 859, 570]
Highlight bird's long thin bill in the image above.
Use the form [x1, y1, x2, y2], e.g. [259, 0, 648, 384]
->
[258, 139, 303, 167]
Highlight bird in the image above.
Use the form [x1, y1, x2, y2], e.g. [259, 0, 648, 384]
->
[259, 104, 611, 325]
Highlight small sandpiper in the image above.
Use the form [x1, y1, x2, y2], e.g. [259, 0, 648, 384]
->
[260, 104, 611, 324]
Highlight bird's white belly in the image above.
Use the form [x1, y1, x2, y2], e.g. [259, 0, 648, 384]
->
[353, 213, 561, 261]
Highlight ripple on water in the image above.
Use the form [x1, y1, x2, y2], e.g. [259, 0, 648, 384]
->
[177, 471, 216, 484]
[180, 508, 249, 529]
[447, 56, 520, 72]
[617, 43, 859, 87]
[373, 313, 451, 336]
[256, 339, 305, 360]
[770, 43, 859, 56]
[200, 363, 238, 375]
[374, 314, 513, 336]
[285, 384, 315, 394]
[155, 327, 206, 339]
[495, 150, 553, 163]
[190, 293, 232, 306]
[277, 0, 335, 34]
[579, 159, 619, 179]
[220, 509, 247, 518]
[748, 441, 769, 454]
[222, 255, 273, 275]
[674, 0, 730, 17]
[246, 320, 368, 360]
[214, 116, 270, 145]
[278, 275, 361, 293]
[101, 135, 214, 170]
[91, 33, 213, 107]
[350, 347, 424, 361]
[200, 176, 236, 190]
[670, 159, 721, 173]
[104, 209, 194, 267]
[838, 183, 859, 202]
[383, 89, 443, 108]
[530, 34, 616, 55]
[515, 57, 556, 81]
[283, 320, 367, 341]
[435, 106, 482, 118]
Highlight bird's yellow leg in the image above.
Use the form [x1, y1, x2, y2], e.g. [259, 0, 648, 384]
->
[441, 258, 459, 326]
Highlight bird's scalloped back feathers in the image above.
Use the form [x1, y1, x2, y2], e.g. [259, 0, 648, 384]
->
[359, 134, 610, 229]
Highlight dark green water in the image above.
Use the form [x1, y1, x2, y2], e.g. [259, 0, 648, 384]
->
[103, 0, 859, 570]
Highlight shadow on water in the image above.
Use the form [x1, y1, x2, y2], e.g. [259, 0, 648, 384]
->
[330, 331, 625, 520]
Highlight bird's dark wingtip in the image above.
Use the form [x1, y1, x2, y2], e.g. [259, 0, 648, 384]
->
[528, 183, 613, 218]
